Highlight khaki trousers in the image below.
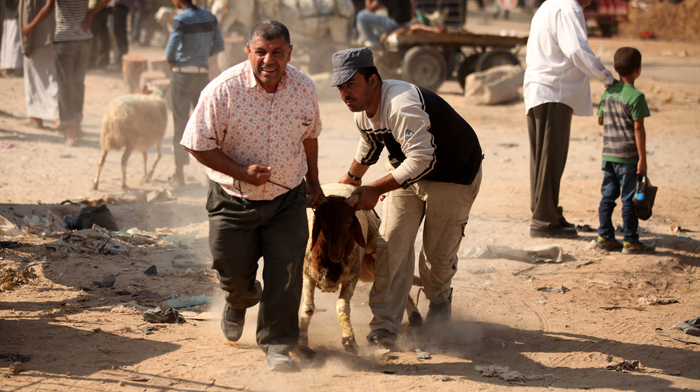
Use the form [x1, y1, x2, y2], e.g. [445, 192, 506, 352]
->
[370, 163, 482, 334]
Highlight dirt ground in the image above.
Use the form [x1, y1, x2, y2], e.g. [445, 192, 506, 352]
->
[1, 9, 700, 392]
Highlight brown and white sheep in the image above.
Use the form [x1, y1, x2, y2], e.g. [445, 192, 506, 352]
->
[299, 183, 422, 354]
[92, 85, 168, 191]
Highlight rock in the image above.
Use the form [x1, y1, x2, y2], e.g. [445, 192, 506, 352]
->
[464, 65, 524, 105]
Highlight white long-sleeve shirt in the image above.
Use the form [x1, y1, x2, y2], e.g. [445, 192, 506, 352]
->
[523, 0, 615, 116]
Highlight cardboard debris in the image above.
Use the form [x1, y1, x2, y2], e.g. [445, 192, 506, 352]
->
[0, 214, 22, 240]
[0, 266, 38, 292]
[475, 364, 552, 385]
[44, 225, 130, 255]
[469, 244, 564, 263]
[23, 211, 66, 236]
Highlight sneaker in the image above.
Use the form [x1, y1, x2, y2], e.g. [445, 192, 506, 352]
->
[366, 328, 397, 350]
[622, 241, 655, 254]
[221, 303, 246, 342]
[266, 352, 298, 372]
[530, 225, 578, 238]
[426, 288, 452, 325]
[596, 236, 623, 251]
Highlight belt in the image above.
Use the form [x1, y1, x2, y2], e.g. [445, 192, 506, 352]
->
[172, 66, 209, 74]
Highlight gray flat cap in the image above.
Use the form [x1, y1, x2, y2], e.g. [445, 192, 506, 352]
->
[331, 47, 375, 87]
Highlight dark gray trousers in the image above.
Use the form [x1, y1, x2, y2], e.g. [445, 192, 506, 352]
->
[206, 180, 308, 354]
[527, 102, 573, 229]
[54, 39, 91, 126]
[171, 71, 209, 167]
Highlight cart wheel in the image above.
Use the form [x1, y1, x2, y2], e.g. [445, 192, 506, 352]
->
[401, 46, 447, 92]
[476, 49, 520, 72]
[458, 54, 480, 90]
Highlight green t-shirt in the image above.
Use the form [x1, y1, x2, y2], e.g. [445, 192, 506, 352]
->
[597, 83, 650, 164]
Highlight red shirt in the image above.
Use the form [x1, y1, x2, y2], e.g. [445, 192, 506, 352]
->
[181, 60, 322, 200]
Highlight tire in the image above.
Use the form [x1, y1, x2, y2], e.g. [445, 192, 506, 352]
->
[457, 54, 480, 90]
[401, 46, 447, 92]
[597, 17, 615, 37]
[475, 49, 520, 72]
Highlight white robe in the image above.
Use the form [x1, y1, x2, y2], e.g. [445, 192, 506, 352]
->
[1, 19, 24, 69]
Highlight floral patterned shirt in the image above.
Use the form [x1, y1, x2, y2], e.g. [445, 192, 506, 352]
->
[181, 60, 322, 200]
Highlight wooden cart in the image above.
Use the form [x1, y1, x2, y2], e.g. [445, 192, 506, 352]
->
[377, 28, 528, 92]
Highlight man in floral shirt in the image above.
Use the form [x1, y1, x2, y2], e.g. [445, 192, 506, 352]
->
[181, 20, 323, 372]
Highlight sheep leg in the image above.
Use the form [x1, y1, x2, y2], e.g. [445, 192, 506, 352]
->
[337, 279, 358, 354]
[92, 148, 109, 190]
[298, 274, 315, 348]
[120, 145, 134, 191]
[139, 152, 148, 184]
[144, 143, 162, 183]
[406, 293, 422, 327]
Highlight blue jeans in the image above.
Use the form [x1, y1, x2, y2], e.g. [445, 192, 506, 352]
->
[598, 161, 638, 243]
[356, 10, 399, 48]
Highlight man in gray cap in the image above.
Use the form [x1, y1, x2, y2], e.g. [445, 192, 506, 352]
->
[332, 47, 483, 349]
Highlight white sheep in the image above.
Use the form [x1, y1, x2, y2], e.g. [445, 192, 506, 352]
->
[92, 85, 168, 191]
[299, 183, 422, 354]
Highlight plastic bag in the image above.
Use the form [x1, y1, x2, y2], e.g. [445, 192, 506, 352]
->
[633, 175, 657, 221]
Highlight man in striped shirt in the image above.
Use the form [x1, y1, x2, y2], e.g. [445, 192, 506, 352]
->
[165, 0, 223, 185]
[22, 0, 111, 145]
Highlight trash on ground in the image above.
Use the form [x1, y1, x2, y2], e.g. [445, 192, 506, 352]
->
[0, 354, 31, 363]
[441, 376, 451, 381]
[1, 266, 37, 292]
[656, 327, 700, 345]
[0, 214, 22, 240]
[576, 224, 595, 232]
[63, 205, 119, 231]
[537, 286, 569, 294]
[0, 241, 21, 249]
[675, 315, 700, 336]
[44, 226, 130, 256]
[8, 362, 23, 374]
[92, 274, 116, 288]
[111, 302, 151, 314]
[144, 266, 157, 276]
[415, 349, 432, 362]
[161, 231, 197, 248]
[606, 360, 640, 372]
[475, 364, 552, 385]
[147, 189, 177, 203]
[143, 307, 185, 324]
[638, 295, 678, 306]
[469, 244, 564, 263]
[166, 295, 214, 309]
[23, 210, 66, 235]
[575, 261, 596, 268]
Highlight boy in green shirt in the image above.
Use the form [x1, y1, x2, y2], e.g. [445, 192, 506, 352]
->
[596, 47, 654, 254]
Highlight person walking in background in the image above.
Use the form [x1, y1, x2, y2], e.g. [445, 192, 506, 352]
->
[19, 0, 58, 128]
[22, 0, 112, 144]
[523, 0, 616, 238]
[165, 0, 223, 186]
[112, 0, 137, 68]
[356, 0, 412, 49]
[88, 0, 111, 69]
[596, 47, 655, 254]
[2, 0, 24, 76]
[181, 20, 323, 371]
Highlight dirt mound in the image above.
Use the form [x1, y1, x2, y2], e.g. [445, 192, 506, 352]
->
[621, 0, 700, 41]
